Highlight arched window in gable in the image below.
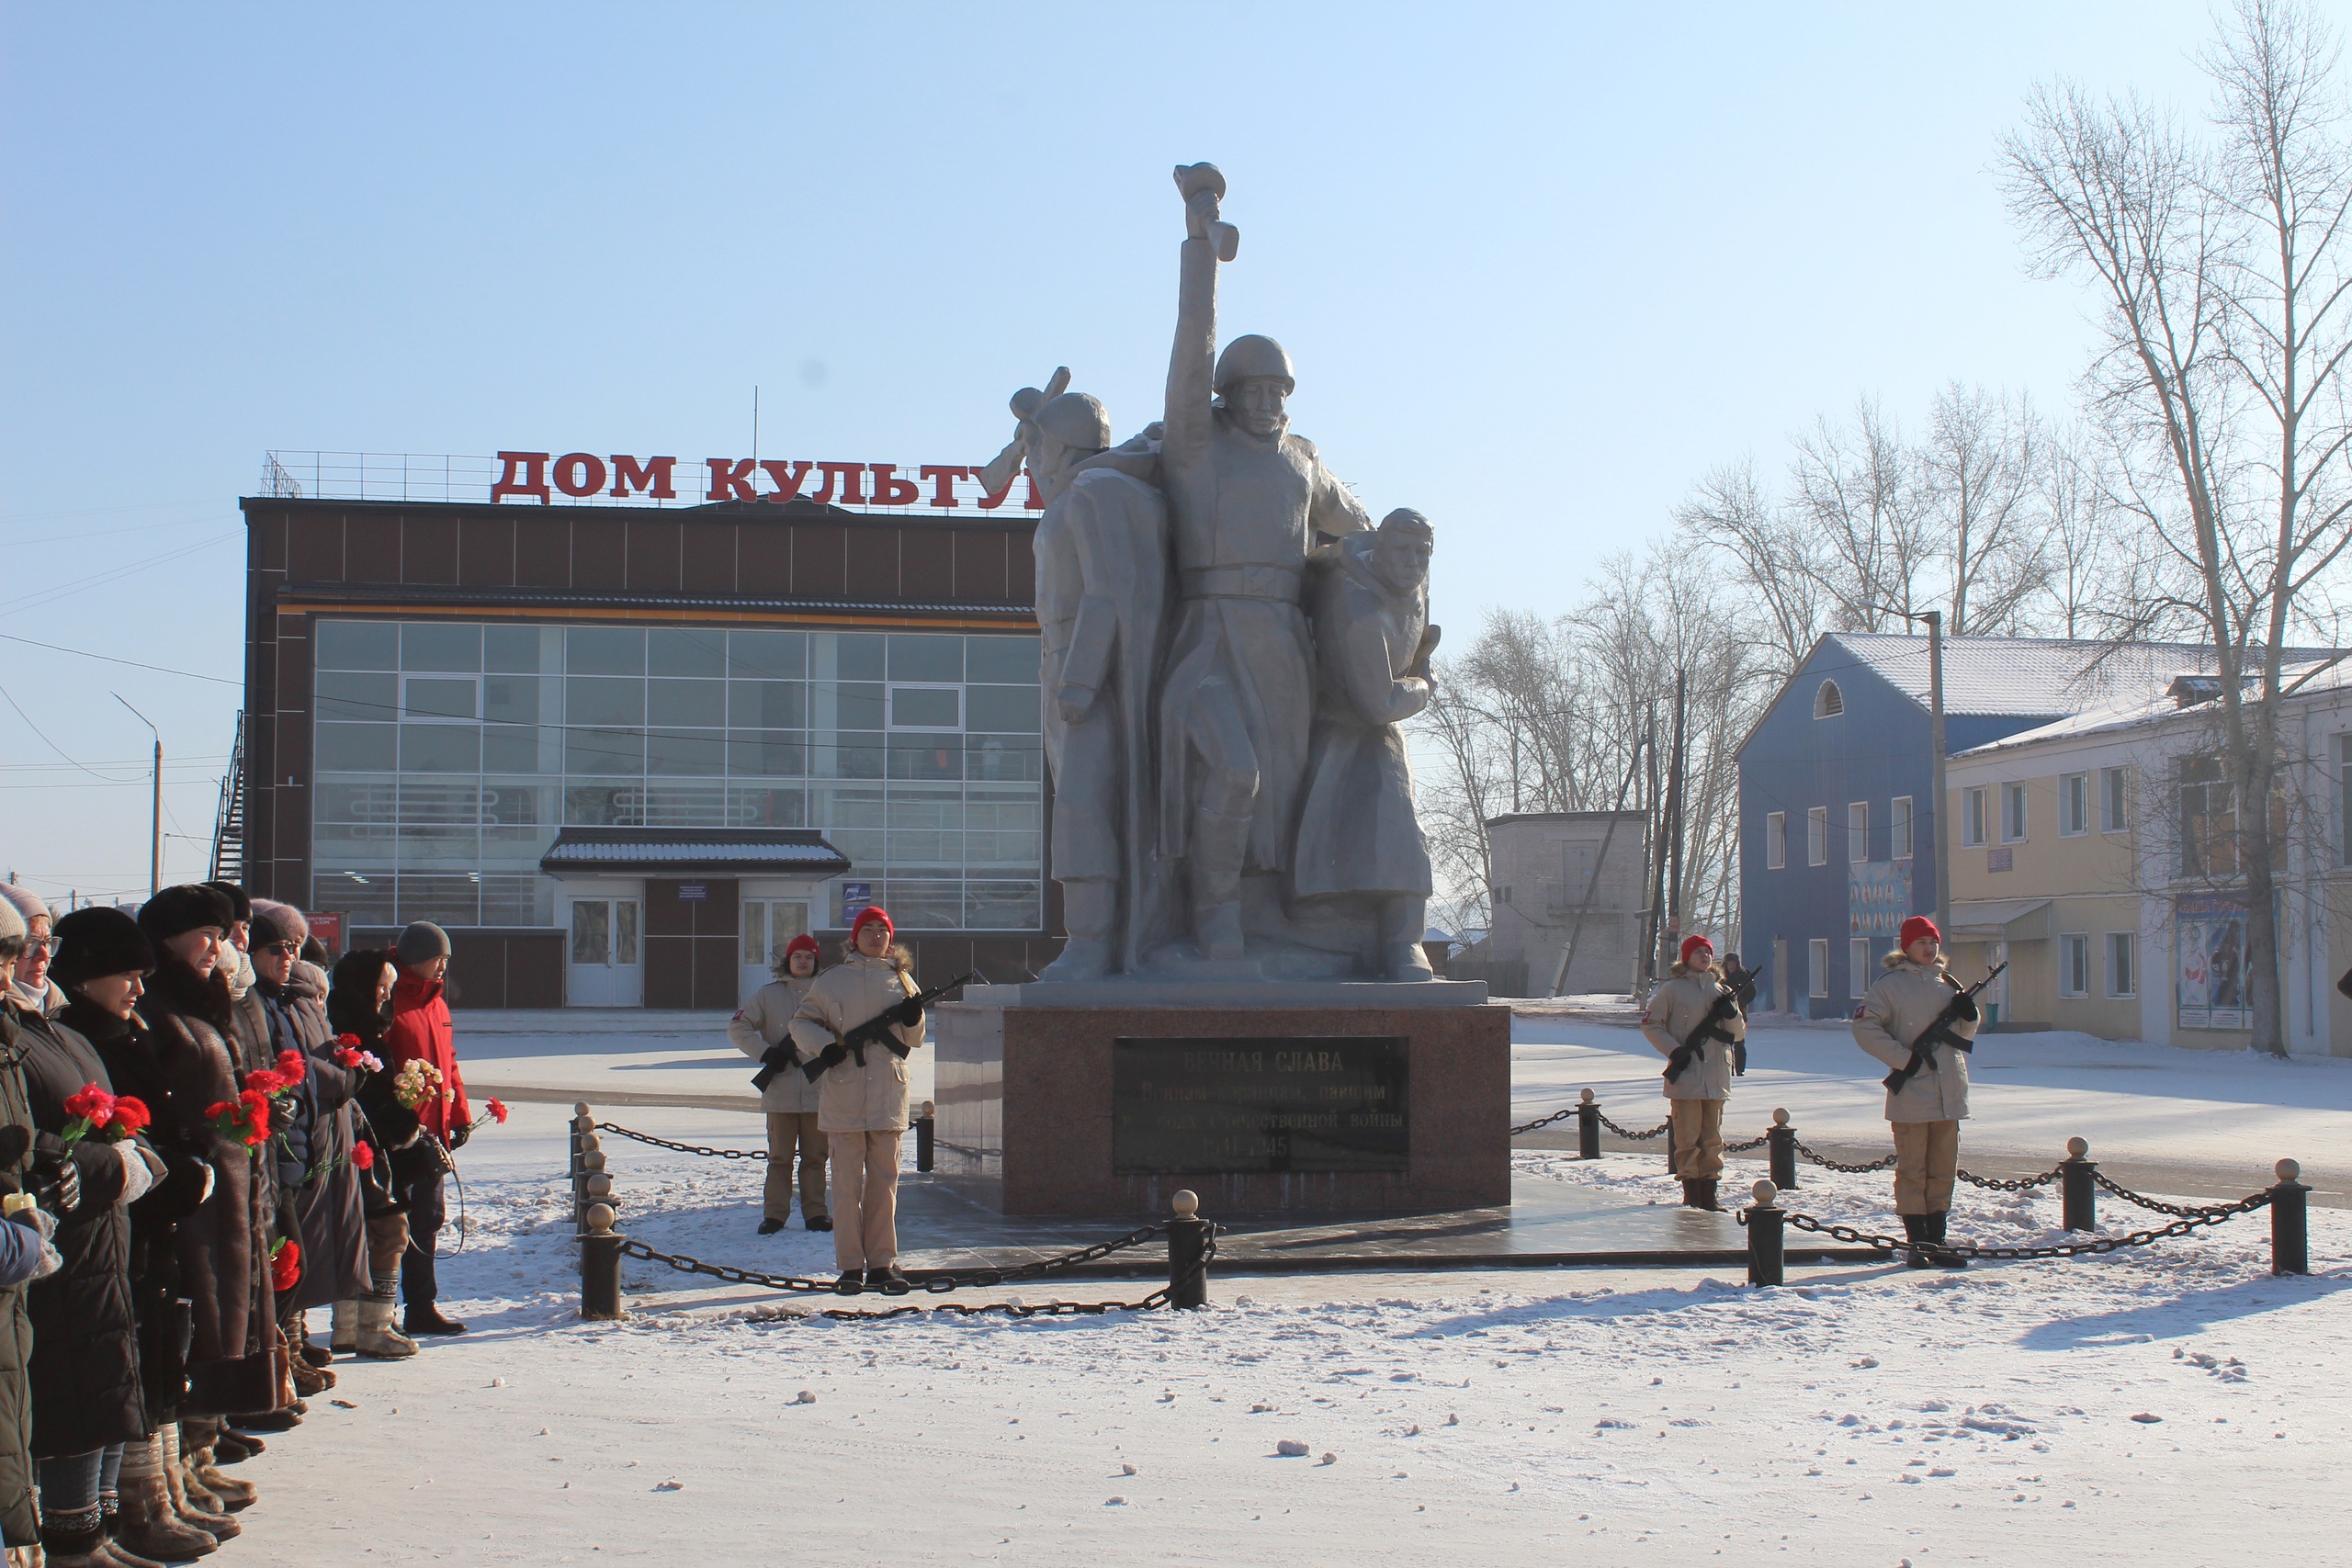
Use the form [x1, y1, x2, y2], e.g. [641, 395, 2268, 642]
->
[1814, 679, 1844, 718]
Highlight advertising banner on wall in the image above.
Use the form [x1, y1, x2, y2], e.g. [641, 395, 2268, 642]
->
[2175, 892, 2249, 1032]
[1849, 861, 1913, 945]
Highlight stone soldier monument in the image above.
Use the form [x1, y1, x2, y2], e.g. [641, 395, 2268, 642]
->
[1158, 162, 1374, 965]
[978, 371, 1173, 979]
[938, 163, 1506, 1217]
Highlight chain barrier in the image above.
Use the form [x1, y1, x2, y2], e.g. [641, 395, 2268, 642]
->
[1509, 1106, 1579, 1136]
[614, 1226, 1215, 1320]
[1597, 1112, 1670, 1141]
[1724, 1134, 1770, 1154]
[1750, 1190, 2272, 1260]
[1792, 1140, 1897, 1174]
[2089, 1168, 2249, 1219]
[596, 1122, 769, 1162]
[1952, 1164, 2064, 1192]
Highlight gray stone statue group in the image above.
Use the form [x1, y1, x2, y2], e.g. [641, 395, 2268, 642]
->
[982, 164, 1441, 986]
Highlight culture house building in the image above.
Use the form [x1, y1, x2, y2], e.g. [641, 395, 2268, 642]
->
[234, 447, 1059, 1008]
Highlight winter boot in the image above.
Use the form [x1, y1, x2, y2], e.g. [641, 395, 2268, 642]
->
[210, 1431, 261, 1462]
[100, 1536, 167, 1568]
[354, 1298, 418, 1359]
[1690, 1178, 1723, 1213]
[160, 1427, 238, 1540]
[807, 1214, 833, 1232]
[330, 1299, 359, 1353]
[402, 1303, 467, 1337]
[181, 1427, 255, 1512]
[290, 1353, 334, 1396]
[1926, 1211, 1969, 1269]
[1900, 1213, 1936, 1269]
[296, 1310, 334, 1368]
[113, 1471, 217, 1562]
[875, 1264, 910, 1293]
[835, 1269, 865, 1295]
[40, 1501, 108, 1568]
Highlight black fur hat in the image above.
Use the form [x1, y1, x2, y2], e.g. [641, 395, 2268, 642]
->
[138, 884, 236, 943]
[51, 907, 155, 987]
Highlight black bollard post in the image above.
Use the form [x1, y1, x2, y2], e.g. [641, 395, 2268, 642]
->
[575, 1149, 605, 1235]
[915, 1100, 935, 1173]
[1768, 1108, 1797, 1192]
[1745, 1179, 1785, 1288]
[2060, 1137, 2097, 1233]
[1576, 1089, 1601, 1161]
[2271, 1158, 2309, 1277]
[581, 1202, 625, 1320]
[571, 1102, 591, 1179]
[1166, 1190, 1209, 1310]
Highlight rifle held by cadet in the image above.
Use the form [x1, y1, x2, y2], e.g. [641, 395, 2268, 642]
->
[799, 971, 978, 1083]
[1881, 962, 2007, 1094]
[1664, 988, 1743, 1084]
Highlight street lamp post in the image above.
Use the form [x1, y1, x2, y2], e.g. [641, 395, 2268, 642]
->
[114, 694, 162, 899]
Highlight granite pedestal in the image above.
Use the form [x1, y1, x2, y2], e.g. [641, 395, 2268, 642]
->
[933, 981, 1510, 1215]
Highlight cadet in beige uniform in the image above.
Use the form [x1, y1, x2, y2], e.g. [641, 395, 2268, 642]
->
[788, 907, 924, 1293]
[729, 932, 830, 1235]
[1639, 933, 1747, 1212]
[1851, 914, 1979, 1269]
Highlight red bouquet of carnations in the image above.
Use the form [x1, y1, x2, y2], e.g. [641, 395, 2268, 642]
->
[59, 1084, 152, 1148]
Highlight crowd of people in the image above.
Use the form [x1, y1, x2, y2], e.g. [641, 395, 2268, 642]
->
[0, 880, 480, 1565]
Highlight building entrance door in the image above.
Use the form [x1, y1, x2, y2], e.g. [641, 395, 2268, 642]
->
[568, 897, 642, 1007]
[644, 877, 741, 1010]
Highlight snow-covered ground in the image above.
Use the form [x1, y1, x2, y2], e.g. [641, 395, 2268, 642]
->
[223, 1100, 2347, 1566]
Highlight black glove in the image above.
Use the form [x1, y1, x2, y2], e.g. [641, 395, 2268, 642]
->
[799, 1042, 849, 1083]
[1953, 989, 1980, 1023]
[29, 1134, 79, 1217]
[448, 1122, 471, 1151]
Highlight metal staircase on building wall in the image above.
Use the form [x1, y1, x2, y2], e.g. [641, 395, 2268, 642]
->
[209, 713, 246, 884]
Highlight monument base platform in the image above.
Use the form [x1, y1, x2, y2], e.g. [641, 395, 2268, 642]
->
[933, 999, 1512, 1215]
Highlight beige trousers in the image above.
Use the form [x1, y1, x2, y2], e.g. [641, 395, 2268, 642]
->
[764, 1112, 829, 1221]
[828, 1130, 904, 1271]
[1893, 1119, 1960, 1214]
[1668, 1099, 1724, 1179]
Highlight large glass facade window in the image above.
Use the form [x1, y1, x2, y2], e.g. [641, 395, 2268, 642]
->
[311, 619, 1044, 930]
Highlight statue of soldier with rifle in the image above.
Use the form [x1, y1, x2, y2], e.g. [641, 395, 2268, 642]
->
[1851, 914, 1999, 1269]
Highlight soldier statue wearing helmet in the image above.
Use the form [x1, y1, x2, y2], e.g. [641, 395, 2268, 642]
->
[1157, 163, 1372, 966]
[980, 373, 1175, 978]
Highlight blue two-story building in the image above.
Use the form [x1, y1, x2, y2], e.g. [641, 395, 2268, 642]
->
[1736, 633, 2213, 1018]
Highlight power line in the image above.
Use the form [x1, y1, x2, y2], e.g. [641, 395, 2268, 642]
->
[0, 531, 241, 618]
[0, 630, 241, 687]
[0, 685, 130, 781]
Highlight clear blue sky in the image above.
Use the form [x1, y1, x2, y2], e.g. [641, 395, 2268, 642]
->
[0, 1, 2224, 902]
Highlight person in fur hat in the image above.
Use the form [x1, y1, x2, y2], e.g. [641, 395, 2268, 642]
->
[1638, 933, 1747, 1211]
[729, 932, 831, 1235]
[1852, 915, 1979, 1269]
[788, 908, 924, 1292]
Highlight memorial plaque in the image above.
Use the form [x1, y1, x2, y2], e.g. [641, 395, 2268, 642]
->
[1111, 1036, 1409, 1175]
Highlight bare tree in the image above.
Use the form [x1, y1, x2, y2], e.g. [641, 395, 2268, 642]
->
[1791, 399, 1937, 629]
[1673, 457, 1828, 678]
[2003, 0, 2352, 1055]
[1920, 381, 2049, 633]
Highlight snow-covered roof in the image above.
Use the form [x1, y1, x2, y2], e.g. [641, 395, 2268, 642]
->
[1951, 654, 2352, 758]
[1821, 633, 2326, 720]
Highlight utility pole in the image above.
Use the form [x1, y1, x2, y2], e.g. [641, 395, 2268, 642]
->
[114, 694, 161, 899]
[1642, 703, 1665, 989]
[1666, 666, 1688, 964]
[1926, 610, 1949, 939]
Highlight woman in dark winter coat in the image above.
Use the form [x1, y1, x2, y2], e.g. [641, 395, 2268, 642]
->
[0, 899, 54, 1552]
[325, 948, 419, 1359]
[49, 905, 232, 1561]
[6, 887, 162, 1568]
[134, 885, 280, 1508]
[250, 903, 370, 1364]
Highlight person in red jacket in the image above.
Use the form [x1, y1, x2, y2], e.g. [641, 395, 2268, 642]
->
[381, 922, 469, 1337]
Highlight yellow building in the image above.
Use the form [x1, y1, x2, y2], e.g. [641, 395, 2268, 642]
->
[1946, 669, 2352, 1056]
